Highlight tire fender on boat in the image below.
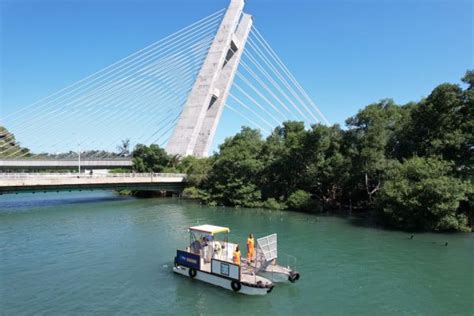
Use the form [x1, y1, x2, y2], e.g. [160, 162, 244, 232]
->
[188, 268, 197, 278]
[231, 280, 241, 292]
[289, 271, 300, 283]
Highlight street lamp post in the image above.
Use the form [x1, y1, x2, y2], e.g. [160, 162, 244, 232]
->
[78, 150, 81, 174]
[77, 150, 81, 174]
[76, 136, 82, 175]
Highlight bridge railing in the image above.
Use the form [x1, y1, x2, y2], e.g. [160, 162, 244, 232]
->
[0, 158, 132, 161]
[0, 173, 187, 179]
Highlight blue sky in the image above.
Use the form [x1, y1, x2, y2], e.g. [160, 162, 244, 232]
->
[1, 0, 472, 154]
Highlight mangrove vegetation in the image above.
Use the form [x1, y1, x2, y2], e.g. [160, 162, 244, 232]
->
[132, 71, 473, 232]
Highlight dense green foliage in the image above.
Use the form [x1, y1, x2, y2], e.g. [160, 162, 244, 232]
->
[377, 157, 470, 231]
[132, 144, 170, 172]
[132, 72, 473, 232]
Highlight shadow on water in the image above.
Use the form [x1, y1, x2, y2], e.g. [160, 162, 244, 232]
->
[345, 213, 387, 230]
[0, 191, 132, 211]
[345, 211, 468, 235]
[303, 210, 385, 230]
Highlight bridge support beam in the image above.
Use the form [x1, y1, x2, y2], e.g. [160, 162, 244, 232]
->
[166, 0, 252, 157]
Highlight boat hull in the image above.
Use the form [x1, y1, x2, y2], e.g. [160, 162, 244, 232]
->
[173, 265, 273, 295]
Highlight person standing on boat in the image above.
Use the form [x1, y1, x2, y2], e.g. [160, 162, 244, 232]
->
[233, 245, 241, 265]
[191, 239, 202, 254]
[247, 234, 255, 263]
[202, 236, 210, 262]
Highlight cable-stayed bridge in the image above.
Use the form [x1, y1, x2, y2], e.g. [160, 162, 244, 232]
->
[0, 0, 327, 173]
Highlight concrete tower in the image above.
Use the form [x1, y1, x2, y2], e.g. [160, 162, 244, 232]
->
[166, 0, 253, 157]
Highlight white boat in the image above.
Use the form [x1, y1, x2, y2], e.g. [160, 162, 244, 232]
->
[173, 224, 274, 295]
[247, 233, 300, 283]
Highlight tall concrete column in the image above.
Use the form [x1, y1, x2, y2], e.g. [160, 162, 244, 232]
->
[193, 14, 252, 157]
[166, 0, 252, 157]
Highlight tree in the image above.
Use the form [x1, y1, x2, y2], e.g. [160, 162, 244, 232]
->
[462, 70, 474, 90]
[344, 99, 408, 206]
[303, 124, 350, 209]
[117, 139, 130, 157]
[286, 190, 319, 212]
[376, 157, 471, 231]
[204, 127, 264, 207]
[460, 71, 474, 176]
[260, 121, 308, 200]
[397, 78, 473, 174]
[132, 144, 170, 172]
[176, 155, 212, 187]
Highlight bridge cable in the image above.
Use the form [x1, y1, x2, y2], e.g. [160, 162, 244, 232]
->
[0, 27, 217, 158]
[1, 9, 224, 123]
[245, 36, 316, 125]
[252, 26, 329, 125]
[0, 25, 218, 147]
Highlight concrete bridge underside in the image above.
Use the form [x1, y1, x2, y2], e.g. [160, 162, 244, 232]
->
[0, 173, 185, 195]
[0, 159, 133, 170]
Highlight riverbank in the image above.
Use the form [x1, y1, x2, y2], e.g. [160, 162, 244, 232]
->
[115, 190, 473, 233]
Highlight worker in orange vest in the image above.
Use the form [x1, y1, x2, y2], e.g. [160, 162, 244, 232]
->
[233, 245, 241, 265]
[247, 233, 255, 263]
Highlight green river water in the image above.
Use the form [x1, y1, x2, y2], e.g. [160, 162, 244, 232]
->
[0, 191, 473, 315]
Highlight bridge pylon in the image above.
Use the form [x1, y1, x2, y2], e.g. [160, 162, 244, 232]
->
[166, 0, 252, 157]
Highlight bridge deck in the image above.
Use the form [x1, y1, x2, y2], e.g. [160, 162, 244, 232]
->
[0, 159, 133, 169]
[0, 173, 186, 194]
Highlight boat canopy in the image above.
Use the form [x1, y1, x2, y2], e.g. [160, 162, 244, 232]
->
[188, 224, 230, 235]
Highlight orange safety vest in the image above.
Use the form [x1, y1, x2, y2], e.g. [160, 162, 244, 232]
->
[247, 237, 254, 252]
[233, 250, 241, 265]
